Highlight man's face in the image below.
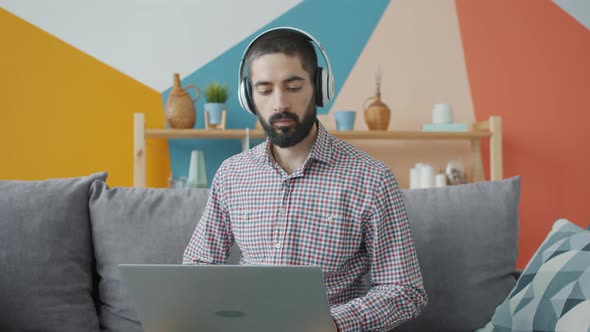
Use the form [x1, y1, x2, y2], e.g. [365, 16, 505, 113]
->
[250, 53, 316, 148]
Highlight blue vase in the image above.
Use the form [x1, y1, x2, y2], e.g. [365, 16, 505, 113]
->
[334, 111, 356, 130]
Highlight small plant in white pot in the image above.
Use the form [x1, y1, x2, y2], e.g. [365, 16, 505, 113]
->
[204, 81, 229, 128]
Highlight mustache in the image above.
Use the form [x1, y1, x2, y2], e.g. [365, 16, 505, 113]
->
[269, 112, 299, 125]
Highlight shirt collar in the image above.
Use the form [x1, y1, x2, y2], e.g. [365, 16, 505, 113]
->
[254, 120, 334, 166]
[308, 121, 333, 165]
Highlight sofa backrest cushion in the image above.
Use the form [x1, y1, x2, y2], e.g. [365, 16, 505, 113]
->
[0, 172, 107, 332]
[88, 176, 520, 332]
[88, 180, 214, 332]
[397, 176, 521, 331]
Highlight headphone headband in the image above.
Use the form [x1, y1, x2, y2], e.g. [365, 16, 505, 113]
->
[237, 26, 335, 114]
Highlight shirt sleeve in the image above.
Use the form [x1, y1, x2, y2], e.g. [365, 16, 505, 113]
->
[330, 168, 428, 331]
[182, 167, 234, 265]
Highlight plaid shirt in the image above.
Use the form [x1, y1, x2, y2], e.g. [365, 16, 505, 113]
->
[183, 122, 427, 331]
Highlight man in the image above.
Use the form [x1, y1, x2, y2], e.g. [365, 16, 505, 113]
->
[183, 27, 427, 331]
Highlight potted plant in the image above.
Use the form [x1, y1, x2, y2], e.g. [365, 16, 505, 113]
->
[204, 81, 229, 126]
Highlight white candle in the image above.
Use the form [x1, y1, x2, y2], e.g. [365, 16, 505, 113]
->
[420, 164, 435, 188]
[410, 168, 419, 189]
[435, 173, 447, 188]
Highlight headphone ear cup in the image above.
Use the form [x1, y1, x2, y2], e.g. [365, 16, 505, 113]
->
[315, 67, 325, 107]
[238, 78, 247, 112]
[244, 77, 256, 114]
[239, 76, 256, 115]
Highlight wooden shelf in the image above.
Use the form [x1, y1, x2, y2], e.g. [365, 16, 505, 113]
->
[146, 129, 262, 140]
[145, 128, 492, 140]
[134, 114, 503, 188]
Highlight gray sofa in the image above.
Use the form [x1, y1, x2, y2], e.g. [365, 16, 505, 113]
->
[0, 172, 521, 331]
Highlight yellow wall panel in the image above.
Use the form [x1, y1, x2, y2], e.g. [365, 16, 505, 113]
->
[0, 9, 169, 187]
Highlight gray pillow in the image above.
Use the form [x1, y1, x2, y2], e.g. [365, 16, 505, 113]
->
[88, 181, 212, 331]
[397, 177, 521, 332]
[0, 172, 107, 332]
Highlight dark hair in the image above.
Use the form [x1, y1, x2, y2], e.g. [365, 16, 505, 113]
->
[245, 29, 318, 84]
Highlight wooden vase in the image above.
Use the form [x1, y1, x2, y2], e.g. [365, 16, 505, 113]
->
[363, 93, 391, 130]
[164, 73, 201, 129]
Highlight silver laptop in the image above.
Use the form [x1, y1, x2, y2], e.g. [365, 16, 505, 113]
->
[118, 264, 334, 332]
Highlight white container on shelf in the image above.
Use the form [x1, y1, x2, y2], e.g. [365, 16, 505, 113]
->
[432, 103, 454, 124]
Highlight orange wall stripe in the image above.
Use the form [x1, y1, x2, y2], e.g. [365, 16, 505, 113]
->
[0, 9, 169, 187]
[456, 0, 590, 267]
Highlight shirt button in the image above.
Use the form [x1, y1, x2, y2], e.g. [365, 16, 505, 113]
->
[279, 208, 286, 215]
[275, 242, 282, 250]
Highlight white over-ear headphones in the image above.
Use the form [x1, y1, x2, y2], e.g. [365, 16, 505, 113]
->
[237, 26, 335, 115]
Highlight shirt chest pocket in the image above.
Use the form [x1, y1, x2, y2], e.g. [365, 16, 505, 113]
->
[291, 211, 361, 270]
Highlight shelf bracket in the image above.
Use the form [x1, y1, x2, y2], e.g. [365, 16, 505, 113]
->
[133, 113, 146, 188]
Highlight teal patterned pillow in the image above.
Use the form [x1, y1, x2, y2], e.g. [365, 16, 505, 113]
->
[478, 219, 590, 332]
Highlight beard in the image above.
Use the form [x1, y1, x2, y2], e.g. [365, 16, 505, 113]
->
[257, 101, 317, 148]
